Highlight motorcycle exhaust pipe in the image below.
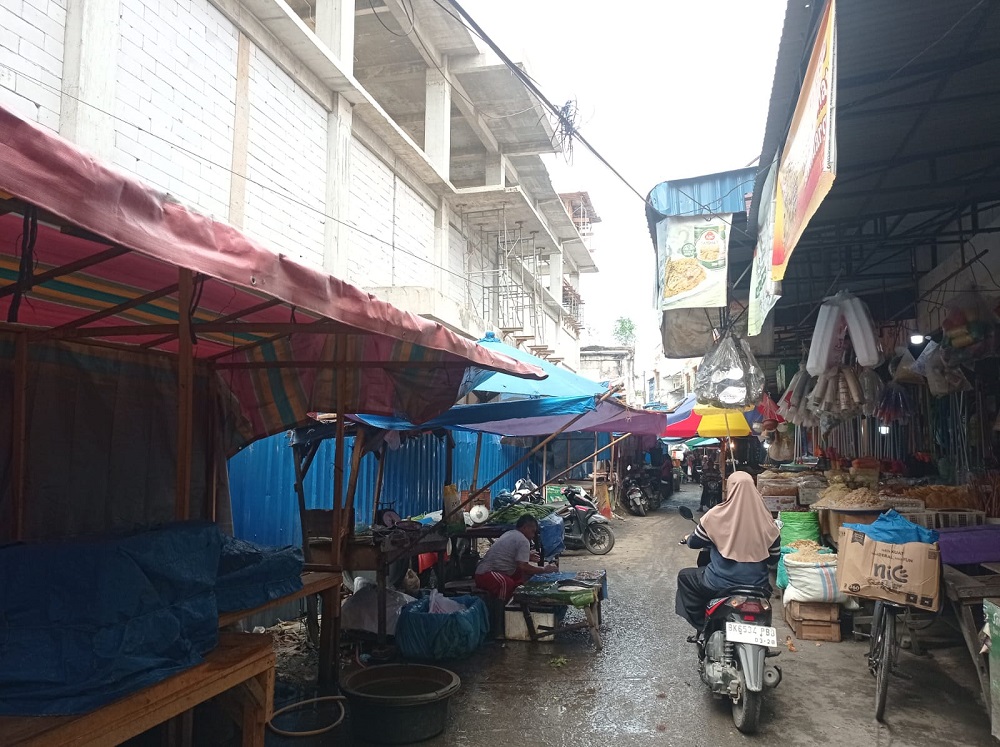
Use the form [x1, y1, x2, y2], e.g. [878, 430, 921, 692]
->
[763, 665, 782, 688]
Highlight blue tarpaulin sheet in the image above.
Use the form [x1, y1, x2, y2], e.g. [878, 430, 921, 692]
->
[216, 536, 303, 613]
[844, 510, 939, 545]
[0, 522, 223, 716]
[351, 395, 597, 432]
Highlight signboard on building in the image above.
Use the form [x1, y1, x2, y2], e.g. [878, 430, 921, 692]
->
[655, 214, 732, 310]
[772, 0, 837, 281]
[749, 163, 781, 336]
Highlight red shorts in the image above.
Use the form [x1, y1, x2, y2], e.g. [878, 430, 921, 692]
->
[474, 571, 524, 602]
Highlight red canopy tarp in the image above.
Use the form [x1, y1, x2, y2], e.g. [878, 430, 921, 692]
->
[0, 106, 544, 445]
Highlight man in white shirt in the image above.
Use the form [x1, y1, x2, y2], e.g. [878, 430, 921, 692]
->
[474, 515, 557, 601]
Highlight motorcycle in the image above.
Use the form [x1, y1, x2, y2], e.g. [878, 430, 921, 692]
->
[678, 505, 781, 734]
[556, 485, 615, 555]
[510, 476, 543, 504]
[622, 465, 647, 516]
[638, 467, 665, 511]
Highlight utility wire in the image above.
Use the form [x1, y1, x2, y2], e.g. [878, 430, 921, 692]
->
[0, 61, 487, 289]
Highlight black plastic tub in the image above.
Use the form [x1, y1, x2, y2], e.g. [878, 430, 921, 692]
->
[341, 664, 461, 744]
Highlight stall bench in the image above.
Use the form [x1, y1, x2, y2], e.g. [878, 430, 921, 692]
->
[0, 633, 274, 747]
[219, 571, 342, 686]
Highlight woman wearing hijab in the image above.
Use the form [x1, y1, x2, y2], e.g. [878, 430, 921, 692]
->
[676, 472, 781, 630]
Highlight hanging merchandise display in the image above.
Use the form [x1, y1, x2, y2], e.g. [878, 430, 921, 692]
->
[858, 368, 883, 417]
[940, 290, 998, 364]
[875, 382, 915, 425]
[806, 292, 883, 376]
[655, 214, 732, 310]
[694, 331, 765, 409]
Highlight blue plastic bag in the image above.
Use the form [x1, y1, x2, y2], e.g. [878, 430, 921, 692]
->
[539, 512, 565, 559]
[844, 509, 939, 545]
[395, 594, 489, 660]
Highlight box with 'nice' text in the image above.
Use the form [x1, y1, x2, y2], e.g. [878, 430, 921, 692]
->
[837, 527, 941, 611]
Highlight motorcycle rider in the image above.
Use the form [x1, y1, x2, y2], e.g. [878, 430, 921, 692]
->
[675, 472, 780, 631]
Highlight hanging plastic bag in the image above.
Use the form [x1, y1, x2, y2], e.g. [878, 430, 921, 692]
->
[940, 290, 998, 364]
[694, 331, 764, 408]
[859, 368, 884, 417]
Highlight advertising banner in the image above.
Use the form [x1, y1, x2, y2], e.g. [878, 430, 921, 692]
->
[772, 0, 837, 281]
[656, 214, 732, 311]
[749, 163, 781, 336]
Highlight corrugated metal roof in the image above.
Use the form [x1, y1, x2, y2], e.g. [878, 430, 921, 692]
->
[647, 167, 757, 218]
[228, 431, 531, 548]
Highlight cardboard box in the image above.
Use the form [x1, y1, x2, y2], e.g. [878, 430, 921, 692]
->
[837, 527, 941, 611]
[763, 495, 796, 513]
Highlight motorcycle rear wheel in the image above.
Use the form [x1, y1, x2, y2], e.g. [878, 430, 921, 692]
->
[583, 524, 615, 554]
[732, 685, 762, 734]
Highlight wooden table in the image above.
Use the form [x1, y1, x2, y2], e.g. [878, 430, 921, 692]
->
[510, 572, 607, 651]
[0, 633, 275, 747]
[943, 566, 1000, 716]
[219, 571, 341, 686]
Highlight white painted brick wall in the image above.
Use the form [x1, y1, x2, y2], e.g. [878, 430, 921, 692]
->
[0, 0, 65, 132]
[243, 46, 327, 268]
[113, 0, 237, 219]
[348, 137, 435, 289]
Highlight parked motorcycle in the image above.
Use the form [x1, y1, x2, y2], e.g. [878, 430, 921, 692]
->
[512, 476, 543, 504]
[556, 485, 615, 554]
[622, 465, 647, 516]
[678, 505, 781, 734]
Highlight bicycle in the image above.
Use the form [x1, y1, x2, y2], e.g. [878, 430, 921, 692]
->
[867, 601, 903, 721]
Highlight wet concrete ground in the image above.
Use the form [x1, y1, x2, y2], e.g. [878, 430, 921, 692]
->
[269, 485, 993, 746]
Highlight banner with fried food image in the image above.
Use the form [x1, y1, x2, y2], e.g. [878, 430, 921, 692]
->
[655, 214, 731, 310]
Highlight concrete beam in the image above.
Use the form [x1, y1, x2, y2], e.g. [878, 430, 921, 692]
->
[324, 93, 354, 277]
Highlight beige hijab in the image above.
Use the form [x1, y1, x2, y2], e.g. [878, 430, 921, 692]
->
[699, 472, 780, 562]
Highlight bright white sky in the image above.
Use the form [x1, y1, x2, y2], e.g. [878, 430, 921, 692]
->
[461, 0, 787, 365]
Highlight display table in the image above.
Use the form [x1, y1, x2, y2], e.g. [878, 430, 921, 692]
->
[943, 566, 1000, 716]
[510, 571, 607, 650]
[219, 571, 341, 686]
[0, 633, 275, 747]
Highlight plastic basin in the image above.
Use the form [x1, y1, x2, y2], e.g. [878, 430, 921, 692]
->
[341, 664, 461, 744]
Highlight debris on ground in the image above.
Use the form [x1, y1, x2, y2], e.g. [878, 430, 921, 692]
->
[548, 656, 568, 668]
[785, 635, 797, 653]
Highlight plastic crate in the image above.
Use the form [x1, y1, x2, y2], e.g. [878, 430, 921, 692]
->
[880, 496, 926, 511]
[896, 510, 938, 529]
[935, 509, 986, 529]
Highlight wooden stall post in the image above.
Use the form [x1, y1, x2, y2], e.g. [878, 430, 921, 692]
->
[175, 269, 194, 520]
[371, 445, 386, 528]
[592, 433, 599, 498]
[469, 432, 483, 492]
[11, 332, 27, 540]
[542, 443, 547, 485]
[331, 392, 346, 564]
[343, 429, 366, 549]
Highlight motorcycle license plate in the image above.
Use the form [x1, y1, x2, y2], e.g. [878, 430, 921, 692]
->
[725, 622, 777, 647]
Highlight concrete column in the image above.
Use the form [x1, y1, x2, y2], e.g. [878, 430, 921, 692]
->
[60, 0, 120, 159]
[323, 93, 354, 278]
[424, 63, 451, 178]
[433, 199, 450, 294]
[484, 155, 506, 187]
[315, 0, 354, 72]
[228, 33, 252, 229]
[549, 244, 564, 299]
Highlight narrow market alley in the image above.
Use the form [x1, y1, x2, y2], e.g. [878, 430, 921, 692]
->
[268, 484, 991, 746]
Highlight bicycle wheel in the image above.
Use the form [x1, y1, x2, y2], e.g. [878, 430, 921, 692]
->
[874, 608, 895, 722]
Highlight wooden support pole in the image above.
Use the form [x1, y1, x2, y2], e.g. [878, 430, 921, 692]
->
[469, 431, 483, 491]
[592, 432, 598, 498]
[372, 446, 386, 528]
[445, 431, 454, 485]
[542, 442, 547, 485]
[175, 269, 194, 520]
[11, 333, 27, 540]
[343, 428, 366, 550]
[331, 376, 347, 566]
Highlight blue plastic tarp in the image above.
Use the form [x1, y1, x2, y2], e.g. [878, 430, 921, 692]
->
[395, 595, 489, 660]
[0, 522, 223, 716]
[216, 536, 304, 613]
[472, 332, 608, 398]
[844, 509, 939, 545]
[539, 512, 565, 559]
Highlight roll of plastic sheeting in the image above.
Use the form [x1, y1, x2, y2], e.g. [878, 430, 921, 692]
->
[807, 299, 847, 375]
[841, 293, 882, 367]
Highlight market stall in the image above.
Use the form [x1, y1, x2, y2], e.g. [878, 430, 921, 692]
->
[0, 105, 543, 738]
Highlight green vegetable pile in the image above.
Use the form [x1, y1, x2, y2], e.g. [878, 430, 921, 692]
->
[487, 503, 555, 525]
